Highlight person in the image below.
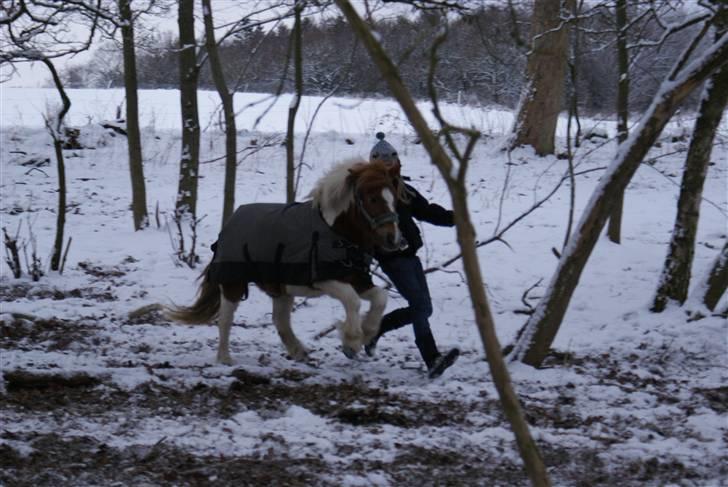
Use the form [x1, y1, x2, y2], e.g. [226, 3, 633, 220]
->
[365, 132, 460, 379]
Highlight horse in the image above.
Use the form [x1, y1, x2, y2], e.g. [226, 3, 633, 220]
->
[166, 159, 405, 365]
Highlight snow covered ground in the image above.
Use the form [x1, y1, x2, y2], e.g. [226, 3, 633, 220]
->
[1, 88, 726, 485]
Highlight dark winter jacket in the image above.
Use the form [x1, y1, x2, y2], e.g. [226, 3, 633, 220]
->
[207, 202, 370, 286]
[377, 180, 454, 260]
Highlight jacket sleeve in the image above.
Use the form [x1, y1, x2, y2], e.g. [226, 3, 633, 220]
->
[406, 184, 455, 227]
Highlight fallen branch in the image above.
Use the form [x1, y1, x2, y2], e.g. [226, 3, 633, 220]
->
[2, 311, 40, 321]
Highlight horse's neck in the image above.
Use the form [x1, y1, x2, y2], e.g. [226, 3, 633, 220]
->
[332, 207, 374, 251]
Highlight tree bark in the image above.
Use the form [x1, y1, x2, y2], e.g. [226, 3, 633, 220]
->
[176, 0, 200, 219]
[607, 0, 629, 244]
[509, 32, 728, 367]
[334, 2, 551, 485]
[702, 240, 728, 311]
[652, 17, 728, 312]
[202, 0, 238, 226]
[286, 1, 304, 204]
[119, 0, 148, 230]
[510, 0, 573, 156]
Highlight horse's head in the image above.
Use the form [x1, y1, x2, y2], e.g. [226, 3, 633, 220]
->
[346, 160, 404, 253]
[311, 158, 406, 253]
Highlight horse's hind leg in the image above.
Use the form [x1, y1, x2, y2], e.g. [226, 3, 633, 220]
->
[272, 295, 308, 361]
[217, 283, 245, 365]
[217, 296, 236, 365]
[359, 286, 387, 343]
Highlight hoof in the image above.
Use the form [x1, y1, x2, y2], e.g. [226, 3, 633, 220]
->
[289, 350, 309, 362]
[217, 355, 235, 366]
[287, 343, 309, 362]
[342, 345, 358, 359]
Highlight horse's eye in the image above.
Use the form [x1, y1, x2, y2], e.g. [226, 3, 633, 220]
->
[369, 196, 379, 204]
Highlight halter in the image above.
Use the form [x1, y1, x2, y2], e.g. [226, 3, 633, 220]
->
[356, 192, 399, 229]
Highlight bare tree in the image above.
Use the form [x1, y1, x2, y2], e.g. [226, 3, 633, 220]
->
[1, 1, 98, 271]
[652, 7, 728, 311]
[43, 58, 71, 271]
[510, 0, 574, 156]
[200, 0, 239, 226]
[508, 21, 728, 367]
[335, 2, 550, 485]
[119, 0, 149, 230]
[176, 0, 200, 219]
[286, 0, 304, 204]
[606, 0, 629, 243]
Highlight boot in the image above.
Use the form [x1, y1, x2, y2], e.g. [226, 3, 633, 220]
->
[364, 335, 379, 357]
[427, 348, 460, 379]
[365, 308, 412, 357]
[416, 331, 440, 370]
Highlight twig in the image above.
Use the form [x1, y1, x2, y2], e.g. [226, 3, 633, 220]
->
[3, 225, 22, 278]
[24, 166, 49, 177]
[312, 324, 337, 340]
[425, 166, 607, 273]
[640, 162, 727, 216]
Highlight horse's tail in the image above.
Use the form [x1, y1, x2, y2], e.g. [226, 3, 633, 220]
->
[165, 264, 221, 324]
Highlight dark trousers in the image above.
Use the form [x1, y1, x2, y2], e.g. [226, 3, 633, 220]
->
[377, 255, 439, 367]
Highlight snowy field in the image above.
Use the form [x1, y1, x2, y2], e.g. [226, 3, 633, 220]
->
[1, 88, 726, 485]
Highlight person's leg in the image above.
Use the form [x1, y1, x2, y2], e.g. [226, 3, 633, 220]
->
[375, 256, 439, 367]
[375, 258, 416, 337]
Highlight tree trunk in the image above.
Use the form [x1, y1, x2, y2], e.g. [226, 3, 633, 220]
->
[50, 139, 67, 271]
[607, 0, 630, 244]
[41, 58, 70, 271]
[286, 1, 304, 204]
[702, 240, 728, 311]
[176, 0, 200, 219]
[202, 0, 238, 226]
[652, 30, 728, 311]
[508, 32, 728, 367]
[119, 0, 148, 230]
[510, 0, 573, 156]
[334, 2, 551, 485]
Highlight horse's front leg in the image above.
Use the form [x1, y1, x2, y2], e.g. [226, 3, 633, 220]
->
[315, 280, 363, 357]
[359, 286, 387, 343]
[272, 294, 308, 361]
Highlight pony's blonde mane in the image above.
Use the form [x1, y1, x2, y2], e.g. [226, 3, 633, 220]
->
[309, 158, 366, 226]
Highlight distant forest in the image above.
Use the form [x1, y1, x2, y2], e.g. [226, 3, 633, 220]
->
[62, 4, 698, 114]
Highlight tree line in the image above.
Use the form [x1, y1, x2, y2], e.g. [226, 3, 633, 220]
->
[62, 2, 698, 115]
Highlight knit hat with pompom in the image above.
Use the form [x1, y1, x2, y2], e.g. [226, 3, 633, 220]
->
[369, 132, 398, 162]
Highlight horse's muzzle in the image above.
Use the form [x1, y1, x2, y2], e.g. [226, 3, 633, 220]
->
[380, 235, 408, 254]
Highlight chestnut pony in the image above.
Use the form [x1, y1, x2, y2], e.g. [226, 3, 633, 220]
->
[166, 159, 404, 365]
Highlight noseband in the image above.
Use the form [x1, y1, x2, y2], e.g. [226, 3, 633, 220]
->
[356, 192, 399, 229]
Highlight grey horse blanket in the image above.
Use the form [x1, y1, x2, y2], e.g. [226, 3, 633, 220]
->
[207, 202, 370, 286]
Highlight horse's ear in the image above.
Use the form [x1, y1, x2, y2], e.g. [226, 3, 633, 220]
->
[387, 160, 402, 179]
[347, 164, 363, 187]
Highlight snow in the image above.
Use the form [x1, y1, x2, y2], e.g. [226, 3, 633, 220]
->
[1, 87, 726, 484]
